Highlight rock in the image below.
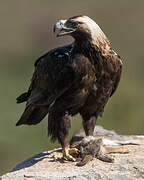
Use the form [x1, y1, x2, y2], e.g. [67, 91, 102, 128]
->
[1, 126, 144, 180]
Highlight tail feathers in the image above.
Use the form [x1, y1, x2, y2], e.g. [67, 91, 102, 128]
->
[16, 92, 29, 103]
[16, 105, 48, 126]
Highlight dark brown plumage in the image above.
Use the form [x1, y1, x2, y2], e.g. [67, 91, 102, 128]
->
[16, 15, 122, 160]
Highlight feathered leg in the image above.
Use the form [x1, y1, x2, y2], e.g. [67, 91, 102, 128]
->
[48, 110, 78, 161]
[81, 114, 97, 136]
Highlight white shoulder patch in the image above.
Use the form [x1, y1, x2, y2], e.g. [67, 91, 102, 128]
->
[112, 50, 123, 65]
[57, 54, 64, 58]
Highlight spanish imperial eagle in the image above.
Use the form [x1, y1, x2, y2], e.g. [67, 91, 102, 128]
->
[16, 15, 122, 161]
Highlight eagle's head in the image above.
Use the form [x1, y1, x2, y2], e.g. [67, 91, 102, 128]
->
[54, 15, 109, 47]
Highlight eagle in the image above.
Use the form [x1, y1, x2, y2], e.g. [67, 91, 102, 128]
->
[16, 15, 122, 161]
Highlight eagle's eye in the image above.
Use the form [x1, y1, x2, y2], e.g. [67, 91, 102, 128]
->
[71, 21, 78, 27]
[66, 20, 78, 29]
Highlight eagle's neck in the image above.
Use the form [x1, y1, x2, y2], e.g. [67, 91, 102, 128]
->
[73, 39, 110, 65]
[72, 23, 111, 64]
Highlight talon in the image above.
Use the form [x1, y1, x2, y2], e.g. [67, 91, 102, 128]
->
[52, 153, 63, 161]
[52, 147, 79, 162]
[63, 155, 76, 162]
[62, 147, 79, 161]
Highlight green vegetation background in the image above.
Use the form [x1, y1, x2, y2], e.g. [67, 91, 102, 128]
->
[1, 0, 144, 175]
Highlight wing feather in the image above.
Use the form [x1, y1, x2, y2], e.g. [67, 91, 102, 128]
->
[16, 44, 80, 125]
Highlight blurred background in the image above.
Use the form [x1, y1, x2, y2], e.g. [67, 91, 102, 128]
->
[1, 0, 144, 175]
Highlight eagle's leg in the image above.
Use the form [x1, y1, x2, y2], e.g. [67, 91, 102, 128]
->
[82, 115, 97, 136]
[48, 110, 78, 161]
[57, 113, 78, 161]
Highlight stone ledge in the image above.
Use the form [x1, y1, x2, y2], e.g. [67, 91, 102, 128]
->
[1, 126, 144, 180]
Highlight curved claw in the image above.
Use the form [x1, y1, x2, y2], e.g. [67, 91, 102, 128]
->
[52, 147, 79, 162]
[63, 154, 76, 162]
[62, 147, 79, 162]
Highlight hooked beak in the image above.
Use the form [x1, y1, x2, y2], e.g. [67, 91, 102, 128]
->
[53, 19, 75, 37]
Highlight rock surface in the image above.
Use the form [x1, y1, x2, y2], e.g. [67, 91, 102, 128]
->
[1, 126, 144, 180]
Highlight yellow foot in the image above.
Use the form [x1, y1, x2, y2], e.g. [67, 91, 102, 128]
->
[63, 148, 79, 161]
[53, 153, 63, 161]
[52, 148, 79, 162]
